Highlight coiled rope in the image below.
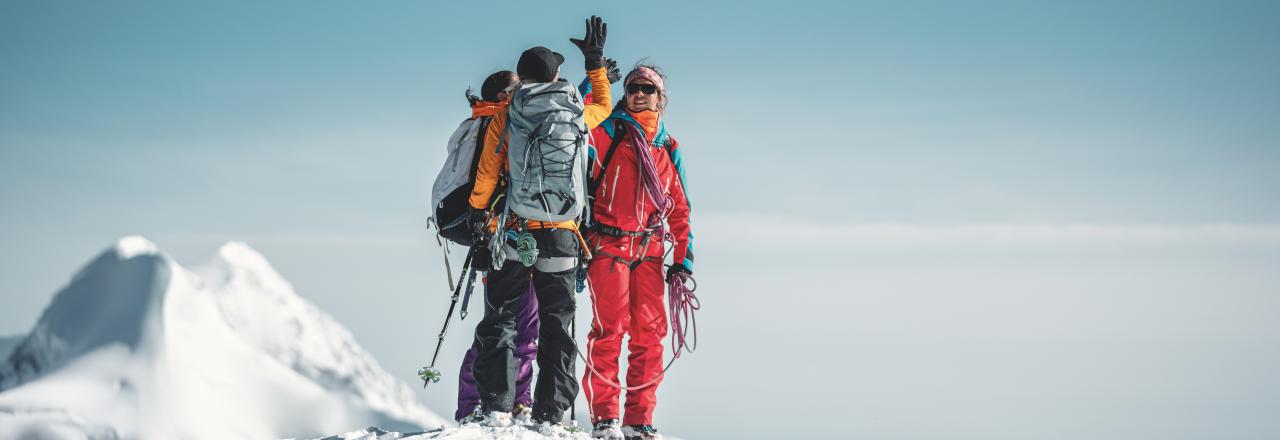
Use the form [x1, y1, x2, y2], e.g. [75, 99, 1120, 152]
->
[508, 230, 539, 267]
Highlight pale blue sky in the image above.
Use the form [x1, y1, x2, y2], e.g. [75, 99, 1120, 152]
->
[2, 1, 1279, 438]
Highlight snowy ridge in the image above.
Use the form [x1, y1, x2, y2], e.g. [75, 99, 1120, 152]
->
[194, 241, 437, 427]
[0, 237, 447, 439]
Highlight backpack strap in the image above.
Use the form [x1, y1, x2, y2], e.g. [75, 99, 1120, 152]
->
[588, 119, 628, 198]
[495, 114, 511, 155]
[467, 117, 491, 182]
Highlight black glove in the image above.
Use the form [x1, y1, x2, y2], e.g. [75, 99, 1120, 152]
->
[569, 15, 607, 71]
[604, 57, 621, 84]
[467, 208, 492, 271]
[666, 263, 692, 282]
[467, 208, 489, 242]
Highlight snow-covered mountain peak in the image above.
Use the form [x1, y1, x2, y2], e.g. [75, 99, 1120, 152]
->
[3, 237, 172, 391]
[197, 240, 294, 296]
[214, 240, 274, 273]
[112, 235, 160, 259]
[0, 237, 446, 439]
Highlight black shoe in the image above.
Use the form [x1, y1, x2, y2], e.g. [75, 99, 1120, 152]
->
[621, 424, 660, 440]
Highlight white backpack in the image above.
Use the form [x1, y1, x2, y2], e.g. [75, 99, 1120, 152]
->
[429, 116, 490, 245]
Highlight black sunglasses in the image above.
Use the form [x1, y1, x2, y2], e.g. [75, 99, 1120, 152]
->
[626, 83, 659, 95]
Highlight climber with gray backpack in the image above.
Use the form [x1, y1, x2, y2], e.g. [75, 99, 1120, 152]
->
[424, 62, 623, 423]
[462, 15, 614, 434]
[422, 69, 545, 423]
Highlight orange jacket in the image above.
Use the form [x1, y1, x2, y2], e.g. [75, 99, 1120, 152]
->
[468, 67, 613, 230]
[470, 100, 508, 119]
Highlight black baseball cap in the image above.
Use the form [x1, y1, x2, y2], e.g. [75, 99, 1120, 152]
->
[516, 46, 565, 84]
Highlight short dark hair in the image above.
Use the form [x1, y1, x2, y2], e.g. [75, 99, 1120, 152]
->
[466, 70, 517, 106]
[481, 70, 517, 102]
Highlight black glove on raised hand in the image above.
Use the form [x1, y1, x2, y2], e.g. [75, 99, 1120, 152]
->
[666, 263, 692, 282]
[604, 57, 621, 84]
[569, 15, 607, 71]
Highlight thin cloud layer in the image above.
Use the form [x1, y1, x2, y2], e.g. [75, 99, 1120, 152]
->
[699, 213, 1280, 251]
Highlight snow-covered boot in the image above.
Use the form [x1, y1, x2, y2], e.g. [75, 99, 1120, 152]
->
[512, 402, 534, 425]
[534, 420, 570, 436]
[458, 405, 485, 425]
[621, 424, 661, 440]
[592, 418, 624, 439]
[481, 410, 513, 427]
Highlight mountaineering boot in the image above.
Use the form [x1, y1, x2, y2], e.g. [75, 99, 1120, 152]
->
[457, 405, 485, 425]
[534, 420, 570, 436]
[481, 410, 513, 428]
[592, 418, 624, 439]
[512, 402, 534, 425]
[621, 424, 660, 440]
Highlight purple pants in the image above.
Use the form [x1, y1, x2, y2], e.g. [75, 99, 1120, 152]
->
[456, 280, 539, 420]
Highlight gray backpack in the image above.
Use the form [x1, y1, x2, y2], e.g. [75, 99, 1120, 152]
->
[501, 81, 589, 223]
[428, 117, 489, 245]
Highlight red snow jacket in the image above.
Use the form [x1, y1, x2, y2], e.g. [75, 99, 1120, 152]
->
[587, 109, 694, 270]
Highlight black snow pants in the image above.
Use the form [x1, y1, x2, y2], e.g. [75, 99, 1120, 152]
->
[472, 228, 579, 422]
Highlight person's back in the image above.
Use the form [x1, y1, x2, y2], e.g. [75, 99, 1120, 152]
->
[452, 70, 546, 424]
[463, 16, 614, 433]
[427, 71, 515, 247]
[502, 78, 588, 224]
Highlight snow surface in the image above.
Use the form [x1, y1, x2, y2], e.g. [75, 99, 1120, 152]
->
[296, 424, 683, 440]
[0, 237, 448, 439]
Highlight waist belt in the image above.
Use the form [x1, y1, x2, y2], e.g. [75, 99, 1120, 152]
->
[500, 242, 579, 273]
[589, 223, 652, 238]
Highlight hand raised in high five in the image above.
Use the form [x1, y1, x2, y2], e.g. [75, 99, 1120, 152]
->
[604, 57, 622, 84]
[569, 15, 607, 71]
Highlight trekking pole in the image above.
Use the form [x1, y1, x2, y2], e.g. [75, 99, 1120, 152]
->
[459, 265, 479, 320]
[419, 248, 474, 388]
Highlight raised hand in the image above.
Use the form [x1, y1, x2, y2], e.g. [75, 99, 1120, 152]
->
[604, 57, 621, 84]
[569, 15, 607, 71]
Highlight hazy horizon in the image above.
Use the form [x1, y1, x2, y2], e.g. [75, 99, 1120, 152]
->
[3, 1, 1279, 438]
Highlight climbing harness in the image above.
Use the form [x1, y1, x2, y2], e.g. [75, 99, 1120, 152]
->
[576, 121, 701, 395]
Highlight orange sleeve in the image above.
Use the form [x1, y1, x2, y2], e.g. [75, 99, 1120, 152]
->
[583, 67, 612, 129]
[469, 110, 508, 210]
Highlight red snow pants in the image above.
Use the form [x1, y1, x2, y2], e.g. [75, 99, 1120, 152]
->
[582, 232, 668, 425]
